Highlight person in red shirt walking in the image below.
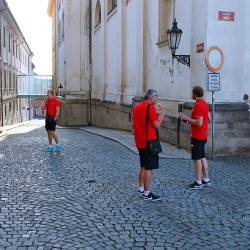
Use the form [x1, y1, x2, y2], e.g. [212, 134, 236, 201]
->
[132, 89, 165, 201]
[180, 86, 212, 189]
[42, 90, 61, 152]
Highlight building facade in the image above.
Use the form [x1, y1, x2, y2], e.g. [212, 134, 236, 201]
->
[48, 0, 250, 157]
[0, 0, 34, 128]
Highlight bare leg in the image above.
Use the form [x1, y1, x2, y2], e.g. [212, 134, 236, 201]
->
[194, 160, 202, 181]
[51, 131, 58, 144]
[139, 167, 144, 187]
[47, 131, 53, 145]
[143, 169, 152, 191]
[201, 157, 209, 178]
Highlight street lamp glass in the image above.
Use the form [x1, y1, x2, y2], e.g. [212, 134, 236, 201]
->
[58, 84, 63, 96]
[167, 20, 183, 55]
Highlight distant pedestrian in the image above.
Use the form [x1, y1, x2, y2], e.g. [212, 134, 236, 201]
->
[180, 85, 211, 189]
[243, 94, 249, 104]
[132, 89, 165, 201]
[42, 90, 61, 152]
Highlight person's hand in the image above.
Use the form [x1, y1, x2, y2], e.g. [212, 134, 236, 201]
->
[157, 103, 165, 112]
[179, 112, 188, 122]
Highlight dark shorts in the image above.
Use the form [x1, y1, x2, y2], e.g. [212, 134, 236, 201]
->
[45, 117, 56, 131]
[138, 148, 159, 170]
[191, 138, 207, 160]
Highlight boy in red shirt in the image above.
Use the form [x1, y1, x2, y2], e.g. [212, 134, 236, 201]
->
[42, 90, 61, 152]
[180, 86, 212, 189]
[132, 89, 165, 201]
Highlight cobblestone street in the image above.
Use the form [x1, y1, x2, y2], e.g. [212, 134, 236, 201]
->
[0, 120, 250, 249]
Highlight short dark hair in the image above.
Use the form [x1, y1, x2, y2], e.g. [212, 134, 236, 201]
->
[143, 89, 158, 100]
[192, 86, 204, 97]
[243, 94, 249, 100]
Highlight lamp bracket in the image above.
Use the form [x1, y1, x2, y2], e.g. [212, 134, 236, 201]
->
[173, 55, 190, 67]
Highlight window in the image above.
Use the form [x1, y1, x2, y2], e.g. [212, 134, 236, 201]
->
[9, 70, 12, 89]
[37, 100, 42, 106]
[108, 0, 117, 14]
[158, 0, 172, 45]
[62, 12, 65, 39]
[95, 1, 101, 27]
[58, 22, 61, 45]
[4, 69, 7, 90]
[13, 73, 16, 90]
[8, 33, 11, 51]
[3, 26, 6, 47]
[13, 39, 15, 55]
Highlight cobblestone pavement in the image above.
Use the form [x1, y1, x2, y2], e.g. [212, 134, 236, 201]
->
[0, 120, 250, 250]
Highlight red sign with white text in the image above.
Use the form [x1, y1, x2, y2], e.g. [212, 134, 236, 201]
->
[196, 43, 204, 53]
[218, 11, 235, 21]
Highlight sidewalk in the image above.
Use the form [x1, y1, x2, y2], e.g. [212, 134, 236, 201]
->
[0, 120, 32, 137]
[80, 126, 190, 159]
[0, 120, 190, 159]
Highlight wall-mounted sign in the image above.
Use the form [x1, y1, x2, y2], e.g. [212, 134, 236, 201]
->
[208, 73, 220, 91]
[218, 11, 235, 21]
[196, 43, 204, 53]
[205, 46, 224, 72]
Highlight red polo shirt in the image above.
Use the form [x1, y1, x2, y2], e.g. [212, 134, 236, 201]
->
[190, 98, 209, 140]
[132, 100, 159, 148]
[45, 97, 60, 117]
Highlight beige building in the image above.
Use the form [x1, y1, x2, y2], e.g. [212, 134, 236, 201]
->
[0, 0, 34, 128]
[48, 0, 250, 157]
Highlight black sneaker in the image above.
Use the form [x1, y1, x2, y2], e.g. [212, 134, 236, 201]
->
[138, 190, 144, 195]
[202, 180, 211, 187]
[187, 181, 203, 189]
[143, 192, 161, 201]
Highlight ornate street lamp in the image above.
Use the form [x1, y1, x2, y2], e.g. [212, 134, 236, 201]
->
[167, 19, 190, 67]
[58, 83, 63, 96]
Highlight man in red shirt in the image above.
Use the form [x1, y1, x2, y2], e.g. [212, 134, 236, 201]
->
[180, 86, 211, 189]
[132, 89, 165, 201]
[42, 90, 61, 152]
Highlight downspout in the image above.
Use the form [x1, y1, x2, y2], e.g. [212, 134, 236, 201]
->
[88, 0, 92, 125]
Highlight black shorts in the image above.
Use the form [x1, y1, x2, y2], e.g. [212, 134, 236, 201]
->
[45, 118, 56, 131]
[138, 148, 159, 170]
[191, 138, 207, 160]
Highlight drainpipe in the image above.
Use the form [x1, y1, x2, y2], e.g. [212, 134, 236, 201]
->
[88, 0, 92, 125]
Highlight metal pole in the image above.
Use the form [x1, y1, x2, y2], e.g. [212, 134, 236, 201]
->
[88, 0, 92, 126]
[212, 91, 214, 160]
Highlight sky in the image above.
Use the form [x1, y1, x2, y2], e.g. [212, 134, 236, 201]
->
[6, 0, 52, 75]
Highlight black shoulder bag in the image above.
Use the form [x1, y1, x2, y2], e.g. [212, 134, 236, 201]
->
[146, 104, 162, 155]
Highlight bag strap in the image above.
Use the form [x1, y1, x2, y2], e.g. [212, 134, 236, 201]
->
[145, 104, 151, 140]
[145, 104, 159, 141]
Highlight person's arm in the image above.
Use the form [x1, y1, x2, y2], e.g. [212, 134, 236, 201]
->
[180, 112, 203, 127]
[54, 106, 60, 121]
[152, 103, 166, 129]
[208, 111, 212, 123]
[41, 98, 47, 111]
[131, 109, 134, 133]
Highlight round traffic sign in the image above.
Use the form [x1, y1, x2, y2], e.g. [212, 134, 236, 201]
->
[205, 46, 224, 72]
